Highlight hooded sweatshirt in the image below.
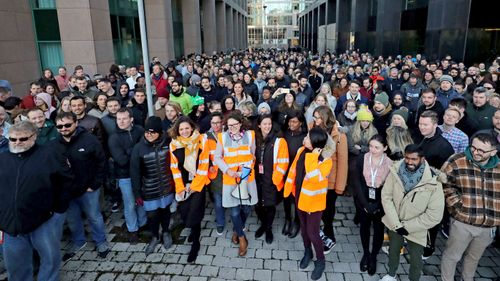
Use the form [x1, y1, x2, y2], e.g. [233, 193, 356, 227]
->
[36, 92, 56, 119]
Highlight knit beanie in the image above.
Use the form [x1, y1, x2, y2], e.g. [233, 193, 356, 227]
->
[357, 106, 374, 122]
[257, 102, 271, 114]
[145, 116, 163, 133]
[374, 92, 389, 107]
[156, 87, 169, 99]
[440, 75, 454, 84]
[392, 108, 409, 123]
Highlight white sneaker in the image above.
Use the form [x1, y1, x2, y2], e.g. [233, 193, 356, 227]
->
[379, 274, 397, 281]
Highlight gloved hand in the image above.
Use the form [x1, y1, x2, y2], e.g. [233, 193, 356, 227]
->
[396, 227, 409, 236]
[135, 197, 144, 206]
[365, 203, 381, 214]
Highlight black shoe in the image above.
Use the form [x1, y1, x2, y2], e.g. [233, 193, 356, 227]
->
[360, 253, 369, 272]
[162, 232, 173, 250]
[299, 247, 313, 269]
[288, 222, 300, 238]
[98, 248, 110, 259]
[367, 254, 377, 275]
[265, 229, 273, 244]
[311, 259, 325, 280]
[422, 246, 434, 260]
[128, 232, 139, 245]
[187, 242, 200, 263]
[145, 237, 159, 255]
[282, 220, 292, 236]
[255, 226, 266, 239]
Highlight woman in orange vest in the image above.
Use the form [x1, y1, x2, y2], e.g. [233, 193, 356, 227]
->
[284, 127, 332, 281]
[213, 111, 258, 256]
[310, 105, 349, 254]
[254, 114, 289, 244]
[169, 116, 210, 263]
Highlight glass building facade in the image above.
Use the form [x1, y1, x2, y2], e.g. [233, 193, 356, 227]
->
[109, 0, 142, 67]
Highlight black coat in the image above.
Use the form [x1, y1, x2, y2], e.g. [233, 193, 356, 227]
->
[108, 126, 145, 179]
[418, 127, 455, 169]
[56, 127, 107, 198]
[243, 82, 259, 103]
[255, 133, 281, 207]
[0, 144, 74, 235]
[130, 136, 174, 200]
[352, 154, 384, 215]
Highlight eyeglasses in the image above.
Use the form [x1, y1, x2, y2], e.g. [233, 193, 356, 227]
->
[9, 134, 35, 142]
[227, 123, 241, 128]
[55, 123, 74, 129]
[471, 145, 496, 154]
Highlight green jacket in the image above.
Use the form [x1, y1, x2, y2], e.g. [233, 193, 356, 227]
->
[37, 120, 58, 145]
[465, 103, 496, 131]
[381, 159, 445, 246]
[169, 88, 193, 115]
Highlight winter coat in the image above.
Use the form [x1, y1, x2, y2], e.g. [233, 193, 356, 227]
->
[56, 127, 106, 198]
[77, 114, 106, 146]
[436, 88, 461, 109]
[151, 72, 169, 93]
[243, 82, 259, 103]
[169, 88, 193, 115]
[401, 81, 425, 112]
[466, 102, 497, 131]
[108, 126, 145, 179]
[381, 160, 445, 247]
[130, 135, 174, 200]
[0, 144, 74, 235]
[327, 122, 349, 194]
[36, 119, 58, 145]
[372, 105, 393, 139]
[131, 102, 148, 128]
[418, 127, 455, 169]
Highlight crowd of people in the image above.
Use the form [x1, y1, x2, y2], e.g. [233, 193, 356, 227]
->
[0, 49, 499, 281]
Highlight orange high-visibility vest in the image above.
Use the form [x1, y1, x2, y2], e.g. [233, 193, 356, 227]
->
[205, 132, 219, 180]
[218, 130, 256, 185]
[284, 146, 332, 213]
[169, 134, 210, 193]
[272, 138, 290, 191]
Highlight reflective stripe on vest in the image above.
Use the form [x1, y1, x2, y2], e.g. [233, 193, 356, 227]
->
[301, 187, 328, 196]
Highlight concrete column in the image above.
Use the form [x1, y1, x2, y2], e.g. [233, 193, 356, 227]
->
[0, 1, 39, 95]
[181, 0, 202, 54]
[233, 10, 239, 50]
[145, 0, 175, 63]
[216, 1, 227, 51]
[57, 0, 114, 76]
[202, 0, 217, 54]
[226, 7, 234, 50]
[336, 0, 351, 53]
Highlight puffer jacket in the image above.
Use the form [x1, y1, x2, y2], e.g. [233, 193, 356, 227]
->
[130, 135, 174, 200]
[381, 160, 445, 247]
[108, 125, 144, 179]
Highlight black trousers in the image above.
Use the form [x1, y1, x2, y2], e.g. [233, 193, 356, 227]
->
[283, 196, 300, 223]
[321, 190, 338, 241]
[146, 207, 171, 239]
[256, 204, 276, 230]
[359, 212, 384, 256]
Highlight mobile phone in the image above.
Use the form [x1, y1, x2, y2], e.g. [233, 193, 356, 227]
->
[282, 88, 290, 94]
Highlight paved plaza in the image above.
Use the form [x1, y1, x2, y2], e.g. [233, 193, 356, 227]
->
[0, 196, 498, 281]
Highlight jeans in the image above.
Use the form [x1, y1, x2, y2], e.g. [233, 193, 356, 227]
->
[387, 230, 424, 281]
[230, 205, 252, 237]
[3, 213, 65, 281]
[66, 189, 107, 248]
[441, 219, 495, 281]
[118, 178, 147, 232]
[212, 191, 225, 228]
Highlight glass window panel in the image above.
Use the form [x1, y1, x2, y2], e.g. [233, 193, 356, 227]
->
[33, 9, 60, 41]
[39, 42, 63, 73]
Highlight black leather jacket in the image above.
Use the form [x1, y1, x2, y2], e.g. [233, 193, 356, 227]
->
[130, 135, 174, 200]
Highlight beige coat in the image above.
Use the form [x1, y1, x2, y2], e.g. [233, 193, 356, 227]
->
[381, 160, 445, 247]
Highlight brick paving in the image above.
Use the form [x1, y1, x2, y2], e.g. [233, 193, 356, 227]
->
[0, 196, 499, 280]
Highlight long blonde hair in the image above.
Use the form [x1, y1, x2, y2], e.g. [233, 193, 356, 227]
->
[350, 120, 378, 145]
[386, 116, 413, 154]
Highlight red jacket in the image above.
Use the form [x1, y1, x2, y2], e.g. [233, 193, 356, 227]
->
[21, 94, 36, 109]
[151, 72, 169, 93]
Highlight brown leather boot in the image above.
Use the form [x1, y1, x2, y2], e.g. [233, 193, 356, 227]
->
[238, 236, 248, 256]
[231, 232, 239, 245]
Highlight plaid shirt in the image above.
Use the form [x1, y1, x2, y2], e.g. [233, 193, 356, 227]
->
[442, 153, 500, 227]
[439, 125, 469, 153]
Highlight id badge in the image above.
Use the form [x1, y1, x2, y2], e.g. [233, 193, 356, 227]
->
[368, 187, 376, 200]
[258, 164, 264, 174]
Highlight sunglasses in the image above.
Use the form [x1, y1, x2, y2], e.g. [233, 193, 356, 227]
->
[9, 134, 35, 142]
[56, 123, 74, 129]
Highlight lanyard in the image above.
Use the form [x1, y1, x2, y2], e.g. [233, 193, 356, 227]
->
[369, 153, 385, 188]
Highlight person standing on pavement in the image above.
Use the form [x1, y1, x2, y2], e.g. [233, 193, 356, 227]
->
[55, 112, 110, 261]
[379, 144, 444, 281]
[130, 116, 175, 255]
[284, 127, 332, 281]
[0, 121, 73, 281]
[169, 116, 210, 263]
[108, 108, 147, 244]
[440, 132, 500, 281]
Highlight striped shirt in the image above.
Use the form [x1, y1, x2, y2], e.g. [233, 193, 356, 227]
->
[439, 125, 469, 153]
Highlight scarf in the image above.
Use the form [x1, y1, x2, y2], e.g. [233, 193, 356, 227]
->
[397, 162, 425, 193]
[362, 153, 392, 188]
[343, 110, 357, 121]
[171, 130, 201, 175]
